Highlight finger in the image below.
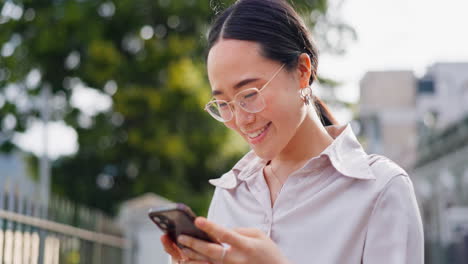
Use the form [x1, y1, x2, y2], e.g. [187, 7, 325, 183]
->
[233, 227, 264, 237]
[178, 235, 224, 260]
[161, 235, 184, 260]
[181, 248, 210, 261]
[194, 217, 245, 248]
[183, 260, 211, 264]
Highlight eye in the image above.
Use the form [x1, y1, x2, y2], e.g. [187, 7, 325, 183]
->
[243, 91, 259, 100]
[218, 102, 229, 108]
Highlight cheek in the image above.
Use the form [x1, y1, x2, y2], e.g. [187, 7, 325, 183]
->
[224, 120, 243, 136]
[262, 93, 303, 133]
[264, 92, 301, 119]
[224, 121, 236, 130]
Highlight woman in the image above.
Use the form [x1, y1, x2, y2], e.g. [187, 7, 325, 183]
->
[161, 0, 424, 263]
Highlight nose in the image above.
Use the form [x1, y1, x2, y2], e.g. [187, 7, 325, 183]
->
[233, 105, 255, 127]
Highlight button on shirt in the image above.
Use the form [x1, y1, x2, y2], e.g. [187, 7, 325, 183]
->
[207, 124, 424, 264]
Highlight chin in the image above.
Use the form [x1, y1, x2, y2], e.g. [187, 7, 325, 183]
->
[251, 147, 276, 161]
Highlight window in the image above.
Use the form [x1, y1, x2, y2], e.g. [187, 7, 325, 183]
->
[418, 78, 435, 94]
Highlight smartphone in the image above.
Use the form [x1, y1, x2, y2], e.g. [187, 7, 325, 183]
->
[148, 203, 218, 248]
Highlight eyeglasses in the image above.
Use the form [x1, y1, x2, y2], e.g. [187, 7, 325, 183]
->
[204, 64, 285, 122]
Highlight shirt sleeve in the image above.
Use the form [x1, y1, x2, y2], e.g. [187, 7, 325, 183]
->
[363, 175, 424, 264]
[207, 187, 220, 221]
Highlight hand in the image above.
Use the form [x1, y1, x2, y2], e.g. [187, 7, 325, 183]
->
[160, 234, 187, 262]
[177, 217, 290, 264]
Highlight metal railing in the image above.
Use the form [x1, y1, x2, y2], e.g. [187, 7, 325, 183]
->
[0, 176, 129, 264]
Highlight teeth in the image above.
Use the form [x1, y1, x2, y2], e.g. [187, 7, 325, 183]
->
[247, 123, 269, 138]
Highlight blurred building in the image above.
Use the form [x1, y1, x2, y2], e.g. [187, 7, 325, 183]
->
[417, 63, 468, 132]
[412, 115, 468, 263]
[359, 62, 468, 263]
[0, 151, 37, 193]
[0, 152, 29, 178]
[118, 193, 172, 264]
[358, 62, 468, 170]
[359, 70, 418, 169]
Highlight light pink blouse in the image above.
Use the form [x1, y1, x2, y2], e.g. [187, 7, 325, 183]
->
[207, 124, 424, 264]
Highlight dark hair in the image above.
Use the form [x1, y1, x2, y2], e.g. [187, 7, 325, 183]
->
[207, 0, 337, 126]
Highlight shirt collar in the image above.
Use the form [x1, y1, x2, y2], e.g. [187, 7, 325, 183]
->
[320, 124, 375, 180]
[209, 123, 375, 189]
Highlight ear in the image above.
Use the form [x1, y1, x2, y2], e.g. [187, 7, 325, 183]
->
[296, 53, 312, 89]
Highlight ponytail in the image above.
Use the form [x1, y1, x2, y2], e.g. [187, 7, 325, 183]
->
[313, 96, 338, 126]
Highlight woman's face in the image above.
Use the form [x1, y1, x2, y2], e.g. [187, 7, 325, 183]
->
[207, 40, 309, 160]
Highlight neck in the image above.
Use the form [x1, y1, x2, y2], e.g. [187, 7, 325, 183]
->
[271, 110, 334, 174]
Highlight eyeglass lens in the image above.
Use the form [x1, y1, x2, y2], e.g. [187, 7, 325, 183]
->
[207, 89, 266, 122]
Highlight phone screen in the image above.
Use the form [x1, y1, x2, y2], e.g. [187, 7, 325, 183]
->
[148, 203, 217, 248]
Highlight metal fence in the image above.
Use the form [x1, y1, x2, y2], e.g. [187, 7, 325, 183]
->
[0, 176, 128, 264]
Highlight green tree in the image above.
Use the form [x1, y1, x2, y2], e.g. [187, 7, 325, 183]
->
[0, 0, 349, 215]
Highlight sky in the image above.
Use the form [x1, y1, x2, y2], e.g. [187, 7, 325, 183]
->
[9, 0, 468, 158]
[319, 0, 468, 107]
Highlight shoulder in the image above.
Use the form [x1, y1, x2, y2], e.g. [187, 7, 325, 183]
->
[366, 154, 410, 191]
[363, 157, 424, 263]
[364, 155, 421, 222]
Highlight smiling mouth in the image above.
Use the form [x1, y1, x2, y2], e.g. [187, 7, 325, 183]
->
[245, 122, 272, 139]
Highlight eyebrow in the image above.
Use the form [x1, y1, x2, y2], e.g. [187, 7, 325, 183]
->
[212, 78, 260, 96]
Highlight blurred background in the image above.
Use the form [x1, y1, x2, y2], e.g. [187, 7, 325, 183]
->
[0, 0, 467, 263]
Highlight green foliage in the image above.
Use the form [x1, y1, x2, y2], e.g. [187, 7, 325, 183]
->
[0, 0, 332, 216]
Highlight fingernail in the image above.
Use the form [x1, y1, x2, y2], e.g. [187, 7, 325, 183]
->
[178, 235, 187, 244]
[196, 217, 206, 227]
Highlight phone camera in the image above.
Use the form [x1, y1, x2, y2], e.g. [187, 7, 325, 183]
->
[152, 215, 174, 230]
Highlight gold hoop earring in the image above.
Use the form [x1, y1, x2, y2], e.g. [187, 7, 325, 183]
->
[300, 86, 313, 105]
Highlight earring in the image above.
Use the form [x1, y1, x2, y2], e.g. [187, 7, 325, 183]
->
[300, 86, 313, 105]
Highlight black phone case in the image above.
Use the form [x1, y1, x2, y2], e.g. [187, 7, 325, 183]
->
[148, 203, 217, 248]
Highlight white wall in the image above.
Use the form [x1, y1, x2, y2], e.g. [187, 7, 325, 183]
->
[118, 193, 172, 264]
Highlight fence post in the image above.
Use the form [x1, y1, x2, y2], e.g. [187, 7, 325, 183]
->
[92, 212, 103, 264]
[4, 178, 14, 264]
[0, 175, 5, 264]
[14, 182, 23, 264]
[37, 203, 47, 264]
